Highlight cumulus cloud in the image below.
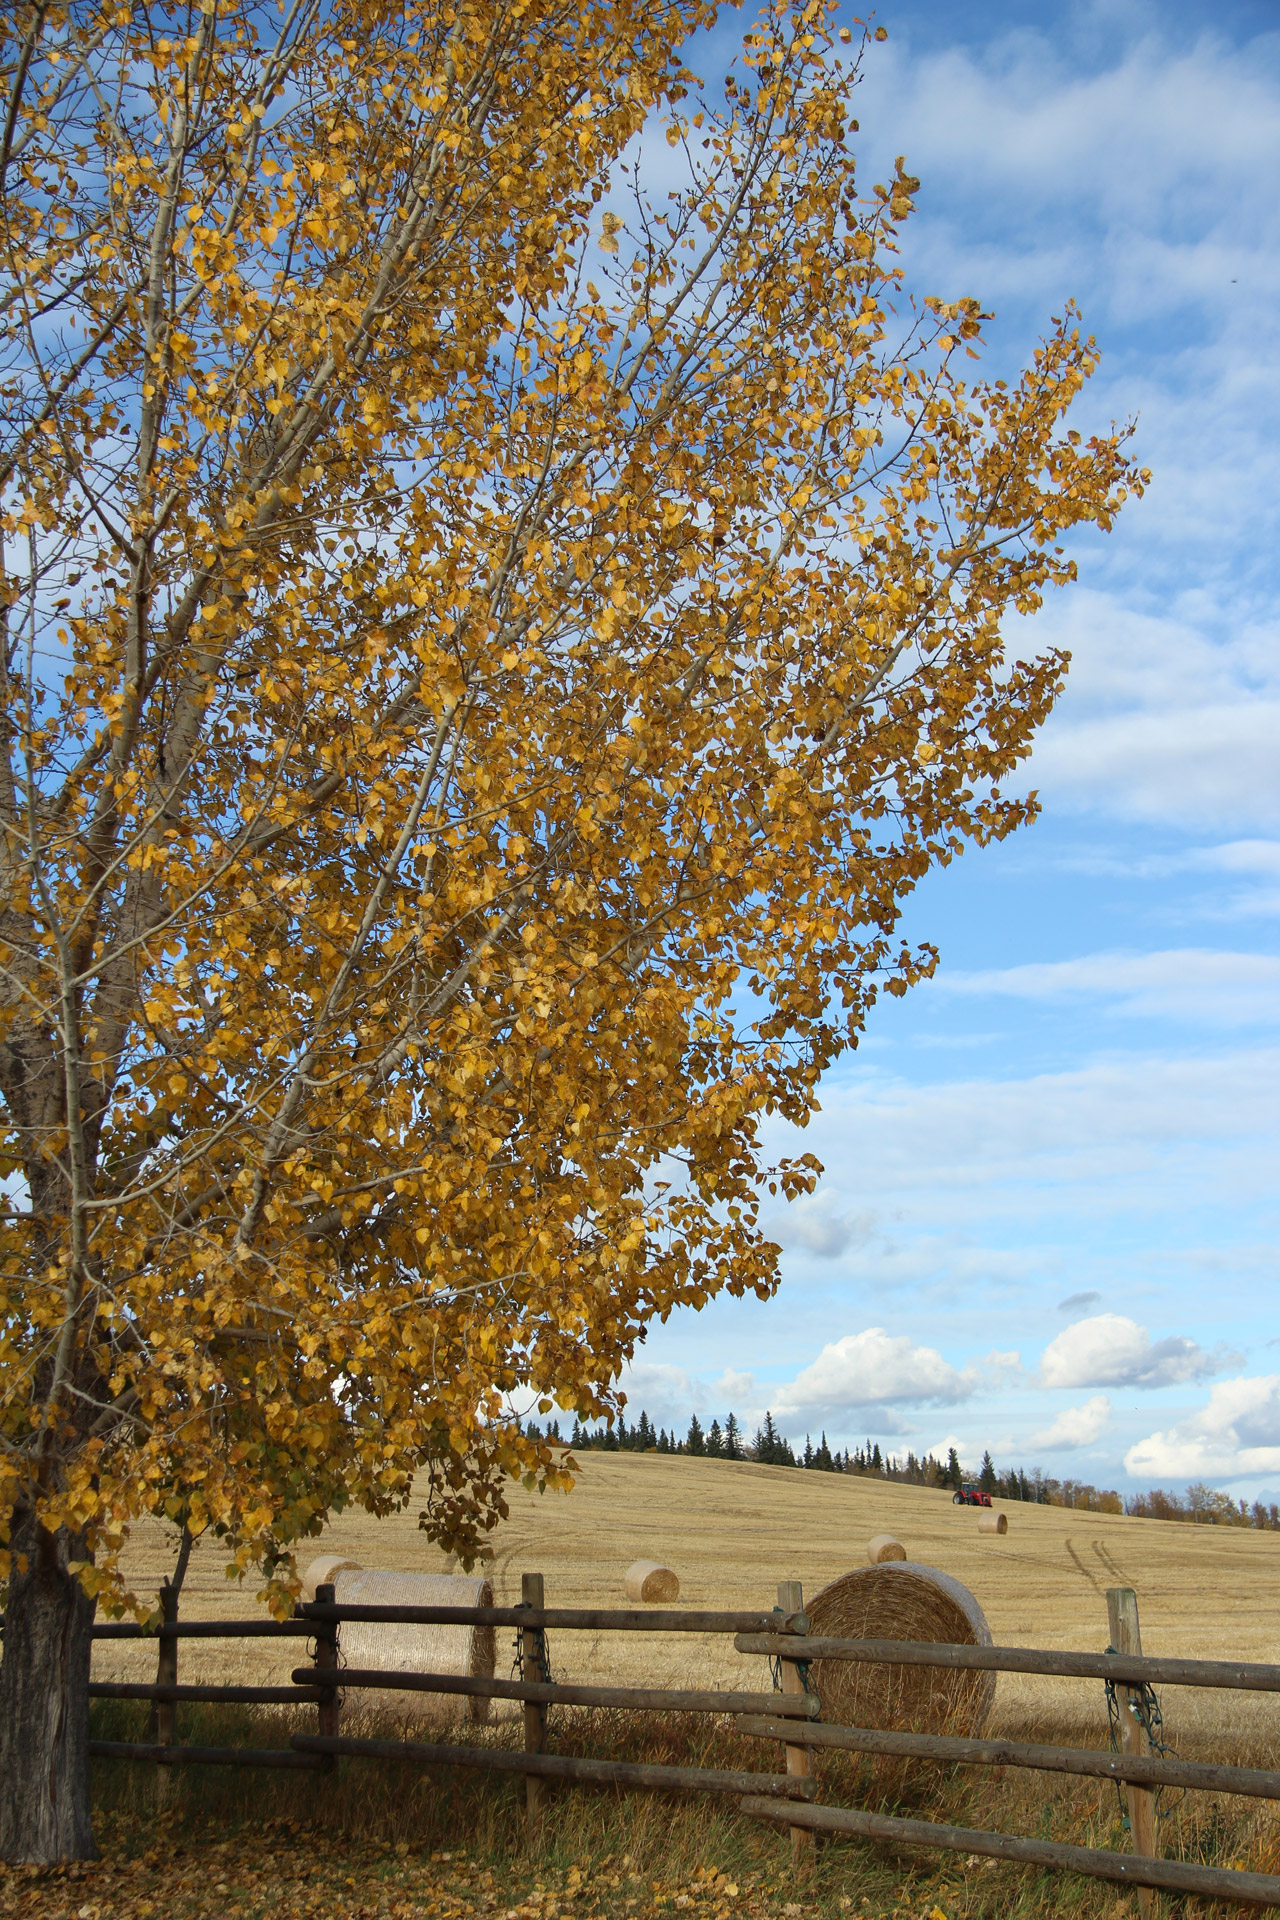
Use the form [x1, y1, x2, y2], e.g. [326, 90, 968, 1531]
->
[1041, 1314, 1239, 1390]
[774, 1328, 1017, 1419]
[1029, 1395, 1112, 1452]
[1126, 1375, 1280, 1482]
[1059, 1291, 1102, 1313]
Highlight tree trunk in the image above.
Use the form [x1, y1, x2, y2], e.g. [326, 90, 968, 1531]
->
[0, 1505, 97, 1863]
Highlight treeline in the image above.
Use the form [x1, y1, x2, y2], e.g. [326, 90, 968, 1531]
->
[539, 1408, 964, 1486]
[527, 1411, 1280, 1530]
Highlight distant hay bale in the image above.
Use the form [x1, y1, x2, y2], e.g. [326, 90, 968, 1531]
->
[333, 1569, 495, 1725]
[978, 1510, 1009, 1535]
[805, 1562, 995, 1739]
[301, 1553, 362, 1602]
[624, 1560, 680, 1603]
[867, 1534, 907, 1565]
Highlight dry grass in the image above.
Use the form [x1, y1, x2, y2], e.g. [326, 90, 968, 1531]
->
[80, 1692, 1280, 1920]
[78, 1455, 1280, 1914]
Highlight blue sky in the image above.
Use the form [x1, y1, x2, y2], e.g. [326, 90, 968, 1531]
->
[612, 0, 1280, 1497]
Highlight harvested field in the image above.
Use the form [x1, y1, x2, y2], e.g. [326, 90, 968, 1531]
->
[95, 1454, 1280, 1759]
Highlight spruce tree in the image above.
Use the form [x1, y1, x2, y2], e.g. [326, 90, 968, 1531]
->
[706, 1418, 724, 1457]
[724, 1413, 743, 1460]
[979, 1448, 997, 1493]
[687, 1414, 706, 1456]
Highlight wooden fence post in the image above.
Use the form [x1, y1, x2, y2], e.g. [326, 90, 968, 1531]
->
[1107, 1587, 1158, 1917]
[521, 1572, 549, 1823]
[313, 1581, 340, 1776]
[149, 1581, 179, 1802]
[777, 1580, 814, 1869]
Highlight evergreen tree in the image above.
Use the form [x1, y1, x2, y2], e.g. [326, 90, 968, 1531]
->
[687, 1413, 706, 1456]
[803, 1435, 814, 1468]
[706, 1418, 724, 1457]
[979, 1448, 997, 1493]
[636, 1410, 654, 1450]
[724, 1413, 744, 1460]
[815, 1432, 833, 1471]
[871, 1441, 882, 1472]
[946, 1445, 963, 1489]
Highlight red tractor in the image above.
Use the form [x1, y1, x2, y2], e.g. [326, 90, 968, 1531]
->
[952, 1483, 992, 1507]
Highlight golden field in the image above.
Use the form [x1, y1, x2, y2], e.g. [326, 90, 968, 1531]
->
[94, 1453, 1280, 1757]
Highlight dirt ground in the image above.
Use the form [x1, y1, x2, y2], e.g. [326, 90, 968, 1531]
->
[94, 1454, 1280, 1756]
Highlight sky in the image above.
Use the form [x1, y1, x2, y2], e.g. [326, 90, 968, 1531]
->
[608, 0, 1280, 1497]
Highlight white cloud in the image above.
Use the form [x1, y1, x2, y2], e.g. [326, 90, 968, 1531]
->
[777, 1189, 874, 1259]
[931, 947, 1280, 1025]
[1041, 1313, 1238, 1389]
[612, 1362, 758, 1430]
[1126, 1374, 1280, 1482]
[771, 1049, 1280, 1220]
[1029, 1395, 1112, 1451]
[774, 1328, 1017, 1418]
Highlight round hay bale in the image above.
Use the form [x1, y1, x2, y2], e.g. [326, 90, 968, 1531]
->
[978, 1510, 1008, 1535]
[805, 1562, 995, 1738]
[333, 1569, 495, 1725]
[624, 1560, 680, 1603]
[867, 1534, 907, 1565]
[301, 1553, 362, 1602]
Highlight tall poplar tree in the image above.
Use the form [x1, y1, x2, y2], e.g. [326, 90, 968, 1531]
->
[0, 0, 1142, 1860]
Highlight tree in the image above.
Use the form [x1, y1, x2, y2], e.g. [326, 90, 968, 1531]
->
[705, 1418, 724, 1457]
[0, 0, 1142, 1862]
[686, 1415, 706, 1458]
[946, 1447, 964, 1490]
[723, 1413, 744, 1462]
[979, 1449, 997, 1494]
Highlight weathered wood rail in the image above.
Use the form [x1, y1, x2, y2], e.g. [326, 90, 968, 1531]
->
[86, 1574, 1280, 1909]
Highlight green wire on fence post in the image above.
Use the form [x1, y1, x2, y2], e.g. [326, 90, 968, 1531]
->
[1106, 1587, 1157, 1919]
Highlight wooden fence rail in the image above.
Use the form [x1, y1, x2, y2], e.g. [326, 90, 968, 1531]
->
[84, 1574, 1280, 1909]
[735, 1631, 1280, 1692]
[290, 1733, 815, 1801]
[288, 1667, 821, 1717]
[738, 1714, 1280, 1801]
[742, 1796, 1280, 1909]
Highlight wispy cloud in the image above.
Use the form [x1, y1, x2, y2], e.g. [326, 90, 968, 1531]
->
[930, 948, 1280, 1024]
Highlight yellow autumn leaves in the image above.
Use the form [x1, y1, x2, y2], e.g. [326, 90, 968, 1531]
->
[0, 0, 1143, 1614]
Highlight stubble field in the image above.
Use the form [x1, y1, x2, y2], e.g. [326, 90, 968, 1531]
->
[59, 1456, 1280, 1920]
[96, 1452, 1280, 1756]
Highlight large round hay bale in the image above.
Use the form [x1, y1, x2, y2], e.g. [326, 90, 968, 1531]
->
[624, 1560, 680, 1603]
[804, 1562, 995, 1738]
[978, 1510, 1008, 1535]
[333, 1569, 495, 1725]
[867, 1534, 907, 1565]
[301, 1553, 363, 1602]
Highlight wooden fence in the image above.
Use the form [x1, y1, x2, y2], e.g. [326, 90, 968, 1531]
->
[87, 1576, 1280, 1910]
